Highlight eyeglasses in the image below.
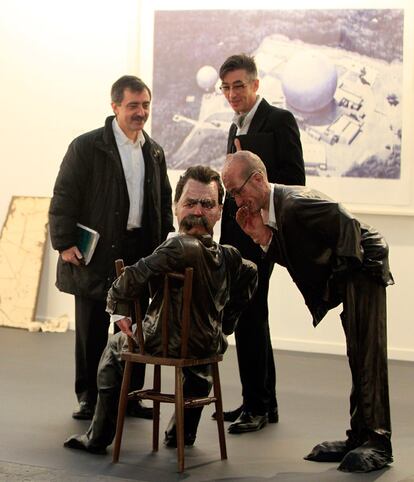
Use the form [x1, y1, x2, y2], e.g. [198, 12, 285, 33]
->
[228, 170, 259, 198]
[219, 82, 249, 94]
[183, 199, 217, 210]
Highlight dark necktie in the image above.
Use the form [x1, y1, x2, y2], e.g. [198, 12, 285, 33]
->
[228, 124, 238, 153]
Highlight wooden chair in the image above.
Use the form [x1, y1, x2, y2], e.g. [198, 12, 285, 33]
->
[112, 259, 227, 472]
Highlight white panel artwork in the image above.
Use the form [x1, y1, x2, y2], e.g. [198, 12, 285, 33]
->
[143, 5, 412, 213]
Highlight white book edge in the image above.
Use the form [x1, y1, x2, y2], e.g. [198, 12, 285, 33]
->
[76, 222, 100, 265]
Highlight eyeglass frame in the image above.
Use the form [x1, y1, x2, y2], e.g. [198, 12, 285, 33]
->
[219, 80, 251, 95]
[227, 170, 260, 198]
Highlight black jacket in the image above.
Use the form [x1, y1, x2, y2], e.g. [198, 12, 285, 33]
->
[49, 116, 173, 300]
[107, 234, 258, 358]
[267, 184, 394, 326]
[220, 98, 305, 263]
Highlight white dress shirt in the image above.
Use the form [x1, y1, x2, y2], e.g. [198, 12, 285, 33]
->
[260, 183, 276, 252]
[112, 118, 145, 230]
[232, 95, 261, 135]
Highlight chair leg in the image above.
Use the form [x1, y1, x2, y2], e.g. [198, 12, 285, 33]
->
[153, 365, 161, 451]
[212, 362, 227, 460]
[112, 360, 132, 463]
[175, 366, 185, 472]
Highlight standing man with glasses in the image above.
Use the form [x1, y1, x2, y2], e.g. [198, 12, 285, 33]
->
[216, 53, 305, 434]
[49, 75, 174, 421]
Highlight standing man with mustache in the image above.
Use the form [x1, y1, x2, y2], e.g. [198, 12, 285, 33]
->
[49, 75, 174, 421]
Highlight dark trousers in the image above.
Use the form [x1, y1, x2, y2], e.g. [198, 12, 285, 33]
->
[74, 297, 110, 405]
[73, 228, 148, 405]
[235, 259, 276, 415]
[340, 271, 391, 449]
[86, 332, 212, 447]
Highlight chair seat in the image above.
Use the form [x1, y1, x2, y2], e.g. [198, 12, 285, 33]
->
[121, 351, 223, 367]
[128, 388, 218, 408]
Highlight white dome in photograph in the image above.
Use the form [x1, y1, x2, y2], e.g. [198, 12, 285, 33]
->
[281, 50, 338, 112]
[196, 65, 218, 91]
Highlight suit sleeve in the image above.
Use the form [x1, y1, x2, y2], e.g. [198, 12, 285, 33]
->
[271, 109, 305, 186]
[220, 248, 258, 335]
[48, 138, 91, 252]
[287, 195, 365, 274]
[158, 147, 174, 240]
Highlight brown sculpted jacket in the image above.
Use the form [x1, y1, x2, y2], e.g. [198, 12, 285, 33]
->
[106, 234, 258, 359]
[266, 184, 394, 326]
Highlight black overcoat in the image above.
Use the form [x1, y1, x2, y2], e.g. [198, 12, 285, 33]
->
[49, 116, 174, 300]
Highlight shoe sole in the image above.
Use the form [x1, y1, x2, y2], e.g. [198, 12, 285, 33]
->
[72, 414, 93, 420]
[228, 421, 267, 434]
[63, 440, 107, 455]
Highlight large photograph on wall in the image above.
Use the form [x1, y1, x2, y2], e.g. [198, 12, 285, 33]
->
[149, 8, 408, 211]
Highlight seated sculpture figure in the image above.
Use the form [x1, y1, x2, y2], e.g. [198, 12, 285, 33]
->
[63, 164, 258, 453]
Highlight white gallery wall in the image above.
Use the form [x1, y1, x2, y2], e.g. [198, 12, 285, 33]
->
[1, 0, 413, 360]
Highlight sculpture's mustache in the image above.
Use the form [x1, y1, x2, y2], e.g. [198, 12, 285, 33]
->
[180, 214, 211, 233]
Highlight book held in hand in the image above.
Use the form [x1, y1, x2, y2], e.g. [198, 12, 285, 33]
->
[76, 223, 100, 265]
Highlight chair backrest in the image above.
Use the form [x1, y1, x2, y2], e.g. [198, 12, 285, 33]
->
[160, 268, 193, 359]
[115, 259, 194, 359]
[115, 259, 144, 353]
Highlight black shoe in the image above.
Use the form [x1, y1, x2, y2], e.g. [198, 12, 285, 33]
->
[338, 440, 393, 473]
[228, 411, 267, 434]
[305, 440, 352, 462]
[72, 401, 94, 420]
[164, 427, 196, 448]
[268, 407, 279, 423]
[126, 400, 153, 419]
[212, 404, 243, 422]
[63, 434, 106, 455]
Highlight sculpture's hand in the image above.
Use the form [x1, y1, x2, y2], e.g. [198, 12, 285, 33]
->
[116, 317, 134, 338]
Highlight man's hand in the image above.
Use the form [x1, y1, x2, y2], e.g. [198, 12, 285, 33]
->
[61, 246, 84, 266]
[236, 206, 272, 246]
[116, 317, 134, 337]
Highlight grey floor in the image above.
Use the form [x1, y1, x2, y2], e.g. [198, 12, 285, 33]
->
[0, 326, 413, 482]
